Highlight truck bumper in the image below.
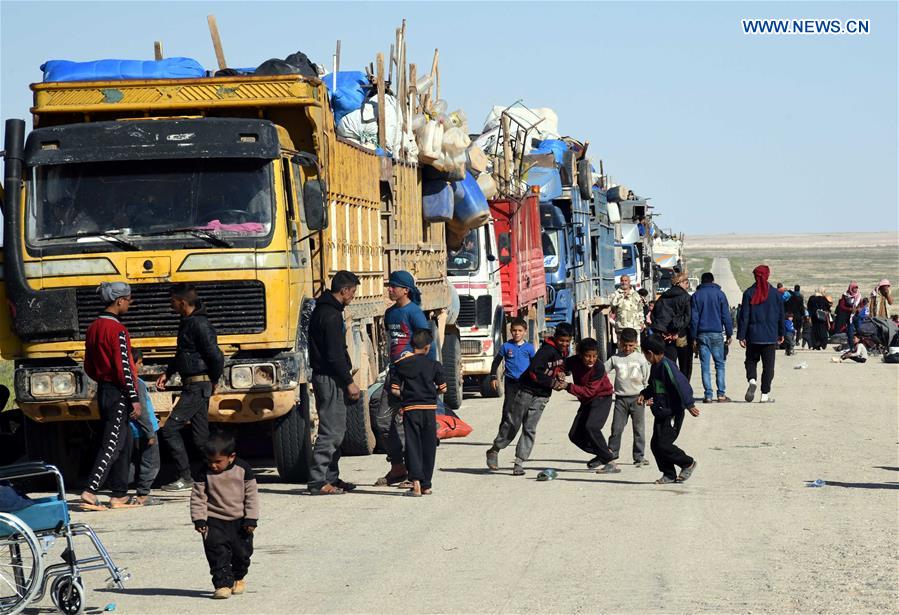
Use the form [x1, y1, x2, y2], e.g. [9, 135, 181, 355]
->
[18, 389, 297, 425]
[461, 355, 492, 377]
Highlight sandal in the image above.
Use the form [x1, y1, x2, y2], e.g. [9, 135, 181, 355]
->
[596, 463, 621, 474]
[310, 484, 345, 495]
[74, 499, 108, 512]
[676, 460, 698, 483]
[334, 480, 357, 492]
[421, 488, 433, 495]
[393, 480, 414, 489]
[127, 495, 163, 507]
[403, 489, 423, 497]
[108, 499, 141, 509]
[654, 476, 677, 484]
[374, 473, 408, 487]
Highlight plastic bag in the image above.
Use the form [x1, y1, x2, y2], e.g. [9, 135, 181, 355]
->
[41, 57, 205, 82]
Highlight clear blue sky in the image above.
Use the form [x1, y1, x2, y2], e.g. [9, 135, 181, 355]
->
[2, 1, 896, 234]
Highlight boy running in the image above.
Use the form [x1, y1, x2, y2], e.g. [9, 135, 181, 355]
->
[560, 338, 619, 474]
[638, 337, 700, 485]
[606, 328, 651, 467]
[489, 318, 535, 429]
[486, 323, 573, 476]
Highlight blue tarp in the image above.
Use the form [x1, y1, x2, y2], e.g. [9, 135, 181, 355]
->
[324, 70, 370, 125]
[530, 139, 569, 166]
[525, 166, 563, 202]
[42, 57, 205, 82]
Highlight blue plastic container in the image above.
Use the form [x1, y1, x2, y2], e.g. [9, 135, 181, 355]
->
[450, 172, 490, 228]
[531, 139, 569, 165]
[525, 166, 563, 202]
[422, 180, 454, 222]
[42, 58, 205, 82]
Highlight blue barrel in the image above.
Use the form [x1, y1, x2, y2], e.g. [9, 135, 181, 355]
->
[422, 180, 454, 222]
[451, 172, 490, 229]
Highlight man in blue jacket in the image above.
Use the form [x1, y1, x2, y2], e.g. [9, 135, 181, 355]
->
[737, 265, 785, 403]
[690, 272, 733, 403]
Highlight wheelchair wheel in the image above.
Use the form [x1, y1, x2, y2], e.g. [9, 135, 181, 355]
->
[0, 512, 44, 615]
[51, 575, 85, 615]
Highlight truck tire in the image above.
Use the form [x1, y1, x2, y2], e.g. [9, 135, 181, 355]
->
[480, 374, 503, 398]
[593, 312, 609, 361]
[577, 159, 593, 200]
[442, 329, 463, 410]
[273, 387, 313, 483]
[341, 392, 376, 456]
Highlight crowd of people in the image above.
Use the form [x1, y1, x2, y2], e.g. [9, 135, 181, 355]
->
[22, 265, 893, 599]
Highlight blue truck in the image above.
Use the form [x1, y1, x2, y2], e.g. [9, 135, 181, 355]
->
[526, 158, 619, 358]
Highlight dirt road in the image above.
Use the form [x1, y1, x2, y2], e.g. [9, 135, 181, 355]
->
[31, 269, 897, 613]
[711, 256, 743, 306]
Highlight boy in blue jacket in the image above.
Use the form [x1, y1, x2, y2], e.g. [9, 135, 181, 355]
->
[638, 338, 700, 484]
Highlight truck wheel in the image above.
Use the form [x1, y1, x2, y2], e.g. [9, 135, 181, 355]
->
[577, 159, 593, 200]
[342, 391, 376, 456]
[442, 330, 463, 410]
[273, 387, 313, 483]
[368, 383, 389, 453]
[24, 420, 82, 484]
[479, 374, 503, 398]
[593, 312, 609, 361]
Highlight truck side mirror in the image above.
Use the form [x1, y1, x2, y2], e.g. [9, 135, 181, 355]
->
[498, 232, 512, 265]
[303, 178, 328, 231]
[643, 255, 653, 272]
[294, 152, 328, 231]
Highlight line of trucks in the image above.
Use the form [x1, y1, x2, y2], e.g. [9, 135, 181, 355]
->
[0, 40, 685, 484]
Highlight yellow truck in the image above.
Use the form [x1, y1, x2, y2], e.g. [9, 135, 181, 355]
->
[0, 73, 462, 481]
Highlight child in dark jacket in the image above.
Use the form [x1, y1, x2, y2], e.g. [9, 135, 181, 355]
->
[388, 329, 447, 497]
[191, 432, 259, 600]
[486, 323, 573, 476]
[560, 338, 619, 474]
[639, 338, 701, 484]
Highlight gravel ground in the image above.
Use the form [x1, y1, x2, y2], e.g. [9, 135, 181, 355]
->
[20, 263, 898, 614]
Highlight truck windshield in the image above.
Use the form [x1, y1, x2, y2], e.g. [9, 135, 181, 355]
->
[447, 228, 480, 274]
[27, 158, 273, 251]
[542, 230, 561, 272]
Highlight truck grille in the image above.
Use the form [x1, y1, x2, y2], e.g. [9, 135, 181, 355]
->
[458, 296, 476, 328]
[75, 280, 266, 339]
[461, 339, 482, 356]
[457, 295, 493, 329]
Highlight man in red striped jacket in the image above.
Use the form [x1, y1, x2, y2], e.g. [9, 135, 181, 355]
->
[78, 282, 142, 511]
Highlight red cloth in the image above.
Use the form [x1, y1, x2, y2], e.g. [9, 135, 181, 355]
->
[436, 414, 472, 440]
[751, 265, 770, 305]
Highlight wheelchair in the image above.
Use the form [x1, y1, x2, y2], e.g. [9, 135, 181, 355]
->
[0, 463, 130, 615]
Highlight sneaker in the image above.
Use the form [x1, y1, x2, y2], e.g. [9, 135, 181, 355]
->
[634, 458, 645, 467]
[586, 456, 604, 469]
[486, 448, 499, 471]
[232, 580, 246, 595]
[161, 478, 193, 492]
[760, 393, 775, 403]
[596, 462, 621, 474]
[744, 379, 757, 403]
[677, 460, 698, 482]
[642, 459, 650, 466]
[703, 397, 713, 404]
[512, 464, 525, 476]
[717, 396, 732, 403]
[213, 587, 232, 600]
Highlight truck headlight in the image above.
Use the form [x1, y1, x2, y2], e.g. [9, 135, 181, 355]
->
[30, 372, 75, 397]
[231, 366, 254, 389]
[230, 363, 277, 389]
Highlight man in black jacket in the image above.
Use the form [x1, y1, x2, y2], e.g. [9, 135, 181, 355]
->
[650, 272, 693, 379]
[157, 283, 225, 491]
[307, 271, 361, 495]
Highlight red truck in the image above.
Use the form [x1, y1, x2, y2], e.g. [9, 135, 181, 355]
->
[446, 187, 547, 397]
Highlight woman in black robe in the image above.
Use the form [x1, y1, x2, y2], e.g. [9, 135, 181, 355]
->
[806, 289, 832, 350]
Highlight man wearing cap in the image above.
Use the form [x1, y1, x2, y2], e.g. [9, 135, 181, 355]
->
[375, 270, 435, 487]
[79, 282, 142, 511]
[156, 283, 224, 491]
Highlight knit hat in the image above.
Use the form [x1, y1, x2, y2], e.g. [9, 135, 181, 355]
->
[98, 281, 132, 305]
[388, 270, 421, 305]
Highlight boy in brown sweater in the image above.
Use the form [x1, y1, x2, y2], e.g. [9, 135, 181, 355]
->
[190, 432, 259, 599]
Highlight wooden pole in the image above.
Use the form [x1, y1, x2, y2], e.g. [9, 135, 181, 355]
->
[335, 40, 341, 73]
[207, 15, 227, 70]
[429, 49, 439, 99]
[154, 41, 164, 61]
[376, 52, 386, 150]
[501, 113, 513, 190]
